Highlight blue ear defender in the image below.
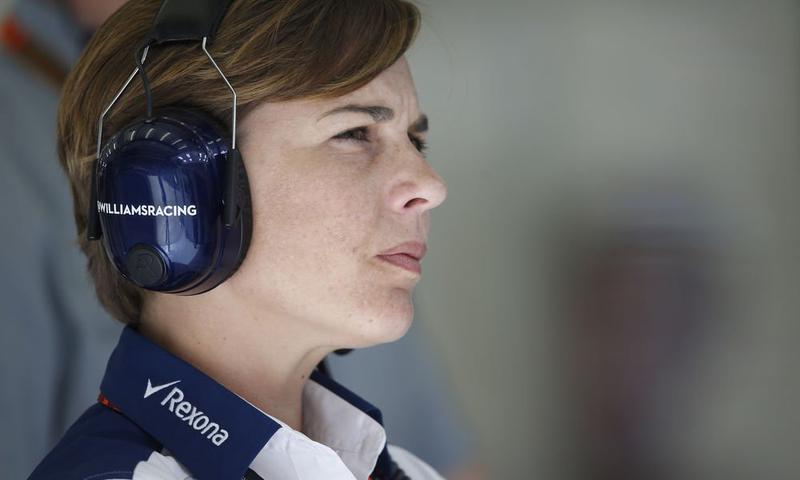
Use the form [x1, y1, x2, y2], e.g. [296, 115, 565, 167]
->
[92, 108, 252, 294]
[86, 1, 251, 295]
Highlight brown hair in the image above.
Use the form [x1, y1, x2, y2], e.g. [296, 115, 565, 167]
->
[58, 0, 422, 325]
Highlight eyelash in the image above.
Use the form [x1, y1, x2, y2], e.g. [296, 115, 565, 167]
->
[333, 126, 428, 154]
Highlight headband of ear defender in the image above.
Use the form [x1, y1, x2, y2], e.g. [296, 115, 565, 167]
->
[87, 0, 251, 295]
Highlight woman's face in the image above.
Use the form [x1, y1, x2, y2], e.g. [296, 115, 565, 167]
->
[231, 57, 447, 349]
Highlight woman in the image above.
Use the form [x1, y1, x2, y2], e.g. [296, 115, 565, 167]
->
[29, 0, 448, 478]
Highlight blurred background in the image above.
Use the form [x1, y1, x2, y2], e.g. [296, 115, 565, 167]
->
[2, 0, 798, 478]
[407, 0, 799, 478]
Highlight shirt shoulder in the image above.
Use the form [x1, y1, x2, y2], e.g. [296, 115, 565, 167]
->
[387, 444, 446, 480]
[28, 403, 162, 480]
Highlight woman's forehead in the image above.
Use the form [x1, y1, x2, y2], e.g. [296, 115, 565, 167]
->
[309, 58, 418, 118]
[244, 58, 421, 131]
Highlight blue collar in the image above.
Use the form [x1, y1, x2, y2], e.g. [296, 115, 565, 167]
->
[99, 326, 394, 480]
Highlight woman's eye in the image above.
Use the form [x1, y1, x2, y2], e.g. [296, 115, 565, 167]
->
[332, 127, 428, 155]
[333, 126, 369, 143]
[409, 134, 428, 154]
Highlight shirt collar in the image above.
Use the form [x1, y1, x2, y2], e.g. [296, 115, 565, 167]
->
[100, 326, 393, 480]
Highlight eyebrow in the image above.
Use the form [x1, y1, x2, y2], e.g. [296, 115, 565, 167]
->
[318, 104, 429, 133]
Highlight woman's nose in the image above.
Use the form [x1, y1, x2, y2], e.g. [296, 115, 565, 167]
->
[387, 143, 448, 213]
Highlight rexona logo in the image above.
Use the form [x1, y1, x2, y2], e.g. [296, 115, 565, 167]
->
[97, 202, 197, 217]
[144, 379, 230, 446]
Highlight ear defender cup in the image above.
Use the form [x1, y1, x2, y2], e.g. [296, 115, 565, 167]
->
[95, 108, 252, 294]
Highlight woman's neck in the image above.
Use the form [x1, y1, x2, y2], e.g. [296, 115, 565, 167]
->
[138, 289, 333, 432]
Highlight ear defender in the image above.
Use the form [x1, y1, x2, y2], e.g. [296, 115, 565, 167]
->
[86, 0, 250, 295]
[92, 109, 252, 294]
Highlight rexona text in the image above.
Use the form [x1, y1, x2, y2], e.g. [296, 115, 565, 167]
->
[97, 202, 197, 217]
[145, 380, 229, 446]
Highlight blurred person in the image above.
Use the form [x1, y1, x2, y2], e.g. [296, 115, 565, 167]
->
[24, 0, 473, 478]
[0, 1, 125, 478]
[555, 184, 717, 480]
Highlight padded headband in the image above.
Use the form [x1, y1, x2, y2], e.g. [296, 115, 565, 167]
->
[148, 0, 233, 45]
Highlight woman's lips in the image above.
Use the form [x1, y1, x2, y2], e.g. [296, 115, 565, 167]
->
[377, 253, 421, 274]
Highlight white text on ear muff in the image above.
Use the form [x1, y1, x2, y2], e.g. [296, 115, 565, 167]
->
[97, 202, 197, 217]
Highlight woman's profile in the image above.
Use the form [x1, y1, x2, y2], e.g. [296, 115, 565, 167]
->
[29, 0, 448, 478]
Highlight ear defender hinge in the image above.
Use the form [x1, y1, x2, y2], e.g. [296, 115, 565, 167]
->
[87, 157, 102, 240]
[222, 148, 241, 228]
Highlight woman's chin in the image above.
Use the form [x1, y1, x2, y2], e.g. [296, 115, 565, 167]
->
[379, 310, 414, 343]
[350, 296, 415, 347]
